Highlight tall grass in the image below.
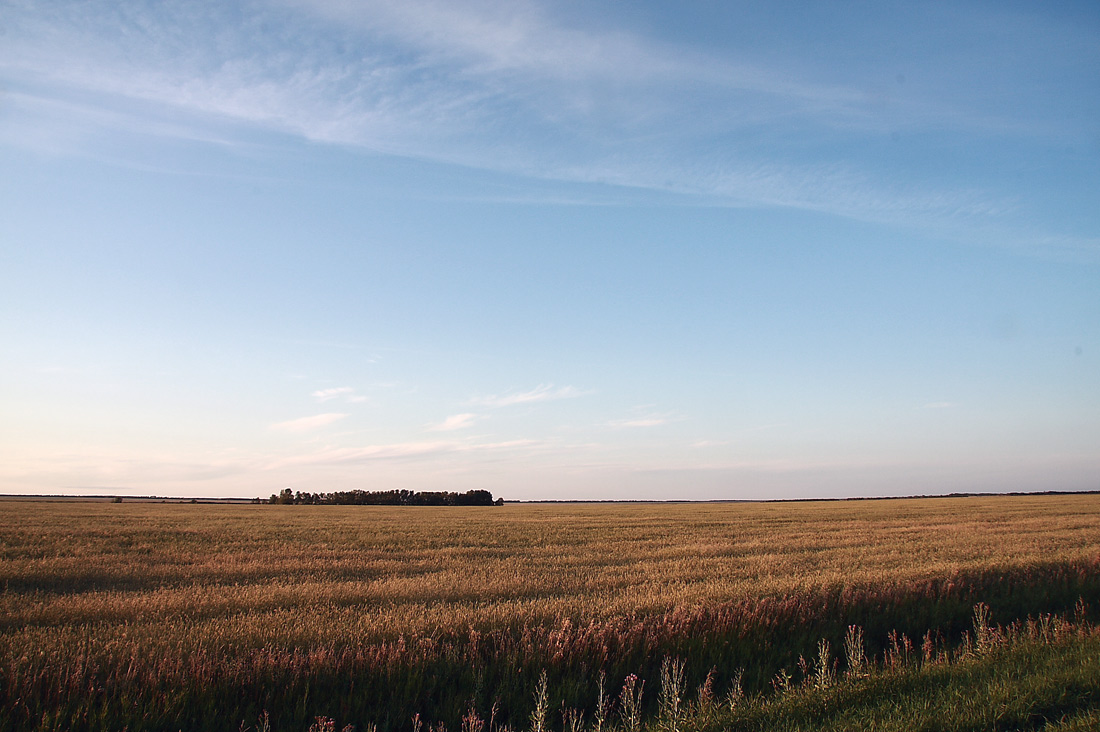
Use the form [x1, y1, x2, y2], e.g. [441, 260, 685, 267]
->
[242, 604, 1100, 732]
[702, 608, 1100, 731]
[2, 495, 1099, 731]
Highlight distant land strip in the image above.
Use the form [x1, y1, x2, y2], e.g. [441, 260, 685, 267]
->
[0, 488, 1097, 504]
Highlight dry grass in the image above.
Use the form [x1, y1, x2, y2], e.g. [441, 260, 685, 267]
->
[2, 495, 1099, 731]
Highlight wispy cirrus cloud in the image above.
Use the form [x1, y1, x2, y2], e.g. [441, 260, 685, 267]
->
[470, 384, 589, 408]
[312, 387, 367, 403]
[269, 413, 349, 433]
[291, 0, 858, 107]
[605, 408, 683, 429]
[428, 413, 481, 431]
[0, 0, 1050, 239]
[312, 387, 353, 401]
[267, 438, 538, 468]
[690, 439, 731, 449]
[606, 416, 674, 429]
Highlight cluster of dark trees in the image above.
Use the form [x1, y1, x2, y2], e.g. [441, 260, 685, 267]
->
[265, 488, 502, 506]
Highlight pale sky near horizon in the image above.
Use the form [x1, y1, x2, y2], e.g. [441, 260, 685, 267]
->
[1, 0, 1098, 500]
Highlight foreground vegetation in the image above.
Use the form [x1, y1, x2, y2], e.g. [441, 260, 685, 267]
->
[1, 495, 1098, 731]
[709, 611, 1100, 731]
[294, 608, 1100, 732]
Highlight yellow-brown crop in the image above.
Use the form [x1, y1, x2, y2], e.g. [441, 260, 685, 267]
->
[2, 494, 1098, 731]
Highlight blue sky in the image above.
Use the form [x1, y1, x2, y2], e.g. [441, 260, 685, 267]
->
[1, 0, 1098, 500]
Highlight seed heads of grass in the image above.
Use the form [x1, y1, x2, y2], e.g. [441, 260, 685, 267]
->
[462, 706, 484, 732]
[308, 717, 354, 732]
[657, 657, 685, 732]
[973, 602, 996, 656]
[619, 674, 644, 732]
[844, 625, 866, 678]
[724, 668, 745, 710]
[592, 671, 608, 732]
[529, 671, 549, 732]
[694, 666, 717, 725]
[813, 639, 834, 690]
[560, 706, 583, 732]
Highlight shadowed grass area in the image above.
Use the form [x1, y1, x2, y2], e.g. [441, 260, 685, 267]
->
[699, 631, 1100, 732]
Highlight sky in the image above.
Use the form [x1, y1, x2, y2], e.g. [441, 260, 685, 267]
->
[1, 0, 1098, 501]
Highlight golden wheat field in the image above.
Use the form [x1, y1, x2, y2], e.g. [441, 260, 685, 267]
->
[2, 494, 1099, 731]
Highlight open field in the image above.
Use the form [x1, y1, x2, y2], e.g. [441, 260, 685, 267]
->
[2, 495, 1099, 731]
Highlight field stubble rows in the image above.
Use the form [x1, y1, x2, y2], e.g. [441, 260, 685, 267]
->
[2, 495, 1099, 730]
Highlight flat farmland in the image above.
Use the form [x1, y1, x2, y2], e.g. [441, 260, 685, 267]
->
[2, 495, 1099, 731]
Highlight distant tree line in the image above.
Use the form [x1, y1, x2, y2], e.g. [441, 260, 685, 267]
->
[265, 488, 502, 506]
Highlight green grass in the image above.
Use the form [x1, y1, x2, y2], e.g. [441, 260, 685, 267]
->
[699, 631, 1100, 732]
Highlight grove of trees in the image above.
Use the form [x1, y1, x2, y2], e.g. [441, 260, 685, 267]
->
[266, 488, 502, 506]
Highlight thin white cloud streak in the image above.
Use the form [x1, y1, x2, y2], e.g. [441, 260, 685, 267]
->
[267, 438, 539, 468]
[607, 417, 669, 429]
[269, 413, 348, 433]
[312, 387, 354, 401]
[0, 446, 259, 488]
[290, 0, 862, 108]
[551, 157, 1019, 236]
[312, 387, 368, 403]
[469, 384, 588, 408]
[0, 0, 1046, 236]
[605, 410, 683, 429]
[428, 413, 481, 431]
